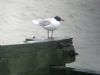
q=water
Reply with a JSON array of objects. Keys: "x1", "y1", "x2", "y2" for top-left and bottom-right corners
[{"x1": 0, "y1": 0, "x2": 100, "y2": 72}]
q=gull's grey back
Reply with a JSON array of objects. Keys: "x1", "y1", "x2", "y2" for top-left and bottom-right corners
[{"x1": 40, "y1": 21, "x2": 50, "y2": 27}]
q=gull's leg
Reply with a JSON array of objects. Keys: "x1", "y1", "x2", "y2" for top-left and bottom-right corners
[
  {"x1": 48, "y1": 30, "x2": 49, "y2": 39},
  {"x1": 51, "y1": 30, "x2": 53, "y2": 39}
]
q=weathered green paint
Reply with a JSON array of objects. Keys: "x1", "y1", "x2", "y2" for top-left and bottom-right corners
[{"x1": 0, "y1": 38, "x2": 76, "y2": 75}]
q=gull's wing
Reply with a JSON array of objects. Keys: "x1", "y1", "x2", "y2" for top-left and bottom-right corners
[{"x1": 39, "y1": 20, "x2": 51, "y2": 27}]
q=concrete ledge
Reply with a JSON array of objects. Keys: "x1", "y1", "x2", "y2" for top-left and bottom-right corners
[
  {"x1": 0, "y1": 37, "x2": 76, "y2": 75},
  {"x1": 0, "y1": 36, "x2": 73, "y2": 46}
]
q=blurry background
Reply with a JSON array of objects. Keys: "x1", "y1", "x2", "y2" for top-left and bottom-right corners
[{"x1": 0, "y1": 0, "x2": 100, "y2": 72}]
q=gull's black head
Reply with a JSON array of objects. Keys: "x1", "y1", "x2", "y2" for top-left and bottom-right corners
[{"x1": 54, "y1": 16, "x2": 64, "y2": 21}]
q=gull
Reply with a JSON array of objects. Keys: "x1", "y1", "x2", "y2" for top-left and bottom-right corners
[{"x1": 32, "y1": 16, "x2": 64, "y2": 39}]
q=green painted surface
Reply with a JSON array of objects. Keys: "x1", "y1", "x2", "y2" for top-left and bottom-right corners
[{"x1": 0, "y1": 38, "x2": 75, "y2": 75}]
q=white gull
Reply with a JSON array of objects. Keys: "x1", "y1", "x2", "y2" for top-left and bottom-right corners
[{"x1": 32, "y1": 16, "x2": 64, "y2": 39}]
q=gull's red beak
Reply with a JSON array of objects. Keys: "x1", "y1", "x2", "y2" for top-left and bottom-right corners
[
  {"x1": 61, "y1": 17, "x2": 64, "y2": 21},
  {"x1": 61, "y1": 19, "x2": 64, "y2": 21}
]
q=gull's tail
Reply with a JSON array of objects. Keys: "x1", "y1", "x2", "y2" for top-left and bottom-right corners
[{"x1": 32, "y1": 20, "x2": 39, "y2": 25}]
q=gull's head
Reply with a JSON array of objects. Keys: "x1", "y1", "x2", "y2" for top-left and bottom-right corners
[{"x1": 54, "y1": 16, "x2": 64, "y2": 21}]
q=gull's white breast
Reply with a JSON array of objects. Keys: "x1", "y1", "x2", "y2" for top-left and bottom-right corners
[{"x1": 44, "y1": 18, "x2": 60, "y2": 31}]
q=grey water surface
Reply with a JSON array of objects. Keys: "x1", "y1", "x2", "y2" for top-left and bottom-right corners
[{"x1": 0, "y1": 0, "x2": 100, "y2": 72}]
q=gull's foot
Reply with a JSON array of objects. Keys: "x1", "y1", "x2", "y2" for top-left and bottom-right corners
[
  {"x1": 48, "y1": 37, "x2": 51, "y2": 39},
  {"x1": 51, "y1": 37, "x2": 54, "y2": 39},
  {"x1": 47, "y1": 36, "x2": 54, "y2": 39}
]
